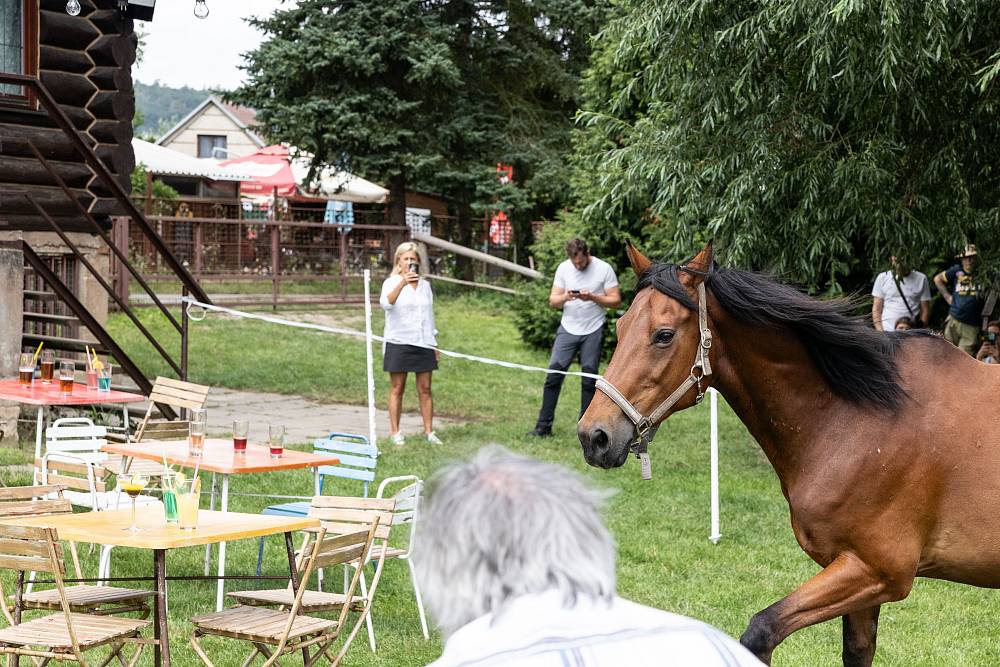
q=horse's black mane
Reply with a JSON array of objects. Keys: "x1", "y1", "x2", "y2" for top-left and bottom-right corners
[{"x1": 637, "y1": 262, "x2": 930, "y2": 411}]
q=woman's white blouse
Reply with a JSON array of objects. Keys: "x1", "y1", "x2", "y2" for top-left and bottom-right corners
[{"x1": 379, "y1": 275, "x2": 437, "y2": 347}]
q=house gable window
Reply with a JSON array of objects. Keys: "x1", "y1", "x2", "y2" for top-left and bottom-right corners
[
  {"x1": 197, "y1": 135, "x2": 227, "y2": 159},
  {"x1": 0, "y1": 0, "x2": 38, "y2": 102}
]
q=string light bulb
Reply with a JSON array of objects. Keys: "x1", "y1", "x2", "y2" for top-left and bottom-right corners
[
  {"x1": 65, "y1": 0, "x2": 81, "y2": 15},
  {"x1": 193, "y1": 0, "x2": 209, "y2": 18}
]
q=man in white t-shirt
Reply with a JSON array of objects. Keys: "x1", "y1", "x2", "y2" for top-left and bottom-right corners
[
  {"x1": 871, "y1": 256, "x2": 931, "y2": 331},
  {"x1": 529, "y1": 238, "x2": 621, "y2": 437}
]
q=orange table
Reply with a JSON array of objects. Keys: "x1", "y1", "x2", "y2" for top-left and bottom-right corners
[
  {"x1": 6, "y1": 507, "x2": 319, "y2": 667},
  {"x1": 103, "y1": 438, "x2": 339, "y2": 610},
  {"x1": 0, "y1": 378, "x2": 146, "y2": 460}
]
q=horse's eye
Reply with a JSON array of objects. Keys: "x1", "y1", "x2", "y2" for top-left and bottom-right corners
[{"x1": 652, "y1": 329, "x2": 675, "y2": 346}]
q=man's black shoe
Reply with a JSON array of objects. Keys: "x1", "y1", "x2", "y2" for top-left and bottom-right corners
[{"x1": 527, "y1": 427, "x2": 553, "y2": 438}]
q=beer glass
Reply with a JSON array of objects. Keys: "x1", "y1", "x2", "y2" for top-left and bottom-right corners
[
  {"x1": 18, "y1": 353, "x2": 34, "y2": 387},
  {"x1": 58, "y1": 361, "x2": 75, "y2": 395},
  {"x1": 40, "y1": 350, "x2": 54, "y2": 384}
]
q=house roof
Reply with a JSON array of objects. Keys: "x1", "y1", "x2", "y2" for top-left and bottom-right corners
[
  {"x1": 155, "y1": 95, "x2": 266, "y2": 149},
  {"x1": 133, "y1": 139, "x2": 255, "y2": 181}
]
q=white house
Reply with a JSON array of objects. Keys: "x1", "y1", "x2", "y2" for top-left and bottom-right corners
[{"x1": 156, "y1": 95, "x2": 265, "y2": 160}]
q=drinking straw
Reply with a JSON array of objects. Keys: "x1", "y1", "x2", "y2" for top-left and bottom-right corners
[
  {"x1": 30, "y1": 341, "x2": 43, "y2": 366},
  {"x1": 85, "y1": 345, "x2": 92, "y2": 372}
]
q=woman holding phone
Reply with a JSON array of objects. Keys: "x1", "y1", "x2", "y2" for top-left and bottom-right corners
[{"x1": 380, "y1": 242, "x2": 442, "y2": 445}]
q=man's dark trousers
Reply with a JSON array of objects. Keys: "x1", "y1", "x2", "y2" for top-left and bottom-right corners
[{"x1": 535, "y1": 325, "x2": 603, "y2": 431}]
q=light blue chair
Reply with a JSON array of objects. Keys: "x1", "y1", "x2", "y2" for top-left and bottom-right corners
[{"x1": 256, "y1": 432, "x2": 378, "y2": 574}]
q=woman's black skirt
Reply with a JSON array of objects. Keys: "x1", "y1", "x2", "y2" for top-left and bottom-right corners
[{"x1": 383, "y1": 342, "x2": 438, "y2": 373}]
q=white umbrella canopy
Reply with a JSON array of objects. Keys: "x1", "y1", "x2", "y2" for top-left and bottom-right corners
[{"x1": 290, "y1": 155, "x2": 388, "y2": 204}]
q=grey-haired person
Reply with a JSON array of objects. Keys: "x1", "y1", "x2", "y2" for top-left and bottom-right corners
[{"x1": 412, "y1": 447, "x2": 764, "y2": 667}]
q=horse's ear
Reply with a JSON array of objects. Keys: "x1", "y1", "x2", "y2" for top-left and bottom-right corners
[
  {"x1": 684, "y1": 240, "x2": 714, "y2": 279},
  {"x1": 626, "y1": 241, "x2": 652, "y2": 275}
]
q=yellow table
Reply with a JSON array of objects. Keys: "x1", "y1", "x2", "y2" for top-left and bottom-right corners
[{"x1": 5, "y1": 507, "x2": 319, "y2": 667}]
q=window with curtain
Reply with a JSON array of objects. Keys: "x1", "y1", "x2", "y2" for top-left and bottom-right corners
[
  {"x1": 197, "y1": 135, "x2": 228, "y2": 158},
  {"x1": 0, "y1": 0, "x2": 35, "y2": 101}
]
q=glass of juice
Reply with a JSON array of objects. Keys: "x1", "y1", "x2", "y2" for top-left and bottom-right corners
[
  {"x1": 233, "y1": 419, "x2": 249, "y2": 454},
  {"x1": 120, "y1": 474, "x2": 148, "y2": 532},
  {"x1": 97, "y1": 363, "x2": 113, "y2": 393},
  {"x1": 39, "y1": 350, "x2": 54, "y2": 384},
  {"x1": 268, "y1": 423, "x2": 285, "y2": 459},
  {"x1": 58, "y1": 361, "x2": 75, "y2": 396},
  {"x1": 177, "y1": 477, "x2": 200, "y2": 530},
  {"x1": 189, "y1": 417, "x2": 206, "y2": 457},
  {"x1": 18, "y1": 353, "x2": 34, "y2": 387}
]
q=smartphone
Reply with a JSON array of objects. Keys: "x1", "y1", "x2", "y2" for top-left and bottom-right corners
[
  {"x1": 569, "y1": 289, "x2": 581, "y2": 295},
  {"x1": 408, "y1": 261, "x2": 419, "y2": 274}
]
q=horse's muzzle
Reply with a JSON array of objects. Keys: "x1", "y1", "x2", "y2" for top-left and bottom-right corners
[{"x1": 578, "y1": 421, "x2": 632, "y2": 469}]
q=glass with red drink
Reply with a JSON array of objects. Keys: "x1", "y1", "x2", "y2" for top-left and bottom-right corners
[
  {"x1": 58, "y1": 361, "x2": 74, "y2": 395},
  {"x1": 233, "y1": 419, "x2": 249, "y2": 453},
  {"x1": 268, "y1": 424, "x2": 284, "y2": 459}
]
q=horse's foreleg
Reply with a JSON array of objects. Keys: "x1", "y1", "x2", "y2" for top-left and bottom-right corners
[
  {"x1": 740, "y1": 553, "x2": 911, "y2": 665},
  {"x1": 842, "y1": 605, "x2": 881, "y2": 667}
]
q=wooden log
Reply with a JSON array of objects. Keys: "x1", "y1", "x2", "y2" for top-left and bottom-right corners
[
  {"x1": 38, "y1": 9, "x2": 101, "y2": 51},
  {"x1": 0, "y1": 185, "x2": 93, "y2": 216},
  {"x1": 57, "y1": 104, "x2": 94, "y2": 132},
  {"x1": 88, "y1": 33, "x2": 137, "y2": 68},
  {"x1": 0, "y1": 214, "x2": 97, "y2": 235},
  {"x1": 88, "y1": 119, "x2": 130, "y2": 145},
  {"x1": 0, "y1": 156, "x2": 93, "y2": 189},
  {"x1": 39, "y1": 70, "x2": 98, "y2": 108},
  {"x1": 0, "y1": 124, "x2": 85, "y2": 162},
  {"x1": 39, "y1": 0, "x2": 93, "y2": 13},
  {"x1": 39, "y1": 45, "x2": 94, "y2": 74},
  {"x1": 90, "y1": 197, "x2": 128, "y2": 218},
  {"x1": 89, "y1": 66, "x2": 132, "y2": 93},
  {"x1": 87, "y1": 90, "x2": 134, "y2": 121},
  {"x1": 88, "y1": 9, "x2": 131, "y2": 35},
  {"x1": 94, "y1": 143, "x2": 135, "y2": 179}
]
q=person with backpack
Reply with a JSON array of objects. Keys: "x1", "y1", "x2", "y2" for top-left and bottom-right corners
[{"x1": 872, "y1": 256, "x2": 931, "y2": 332}]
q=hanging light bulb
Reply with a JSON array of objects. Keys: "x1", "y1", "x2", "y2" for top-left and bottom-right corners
[
  {"x1": 193, "y1": 0, "x2": 209, "y2": 19},
  {"x1": 65, "y1": 0, "x2": 81, "y2": 15}
]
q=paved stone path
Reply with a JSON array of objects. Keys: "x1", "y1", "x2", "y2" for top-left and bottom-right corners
[{"x1": 202, "y1": 387, "x2": 463, "y2": 445}]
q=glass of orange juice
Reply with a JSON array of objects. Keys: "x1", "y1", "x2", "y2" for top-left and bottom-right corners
[{"x1": 176, "y1": 476, "x2": 201, "y2": 530}]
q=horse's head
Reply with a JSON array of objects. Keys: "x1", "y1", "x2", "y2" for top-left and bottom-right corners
[{"x1": 578, "y1": 241, "x2": 715, "y2": 469}]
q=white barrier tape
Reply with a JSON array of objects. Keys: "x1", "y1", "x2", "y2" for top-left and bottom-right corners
[{"x1": 180, "y1": 297, "x2": 603, "y2": 380}]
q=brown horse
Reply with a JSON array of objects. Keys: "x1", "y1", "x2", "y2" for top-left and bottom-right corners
[{"x1": 578, "y1": 241, "x2": 1000, "y2": 666}]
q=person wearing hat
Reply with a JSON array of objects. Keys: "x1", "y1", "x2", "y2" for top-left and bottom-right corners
[{"x1": 933, "y1": 244, "x2": 986, "y2": 355}]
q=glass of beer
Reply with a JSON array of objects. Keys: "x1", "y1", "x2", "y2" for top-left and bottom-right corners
[
  {"x1": 39, "y1": 350, "x2": 54, "y2": 384},
  {"x1": 18, "y1": 353, "x2": 34, "y2": 387},
  {"x1": 268, "y1": 423, "x2": 285, "y2": 459},
  {"x1": 189, "y1": 410, "x2": 206, "y2": 456},
  {"x1": 58, "y1": 361, "x2": 75, "y2": 395},
  {"x1": 233, "y1": 419, "x2": 249, "y2": 454}
]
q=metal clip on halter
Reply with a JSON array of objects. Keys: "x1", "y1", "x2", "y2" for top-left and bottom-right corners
[{"x1": 596, "y1": 282, "x2": 714, "y2": 481}]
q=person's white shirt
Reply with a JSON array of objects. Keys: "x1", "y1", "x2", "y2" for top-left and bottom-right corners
[
  {"x1": 871, "y1": 269, "x2": 931, "y2": 331},
  {"x1": 554, "y1": 257, "x2": 619, "y2": 335},
  {"x1": 379, "y1": 274, "x2": 437, "y2": 347},
  {"x1": 428, "y1": 589, "x2": 764, "y2": 667}
]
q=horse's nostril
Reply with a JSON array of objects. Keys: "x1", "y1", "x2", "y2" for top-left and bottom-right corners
[{"x1": 590, "y1": 428, "x2": 609, "y2": 452}]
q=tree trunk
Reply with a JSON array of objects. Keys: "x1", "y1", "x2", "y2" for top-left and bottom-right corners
[
  {"x1": 456, "y1": 195, "x2": 475, "y2": 281},
  {"x1": 388, "y1": 171, "x2": 407, "y2": 229}
]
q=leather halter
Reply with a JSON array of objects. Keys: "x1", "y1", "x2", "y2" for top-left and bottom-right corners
[{"x1": 595, "y1": 280, "x2": 713, "y2": 480}]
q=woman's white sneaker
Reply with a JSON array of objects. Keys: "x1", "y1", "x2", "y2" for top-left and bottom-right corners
[
  {"x1": 390, "y1": 432, "x2": 406, "y2": 445},
  {"x1": 426, "y1": 431, "x2": 443, "y2": 445}
]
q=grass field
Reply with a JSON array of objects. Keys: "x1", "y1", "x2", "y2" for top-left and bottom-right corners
[{"x1": 3, "y1": 293, "x2": 999, "y2": 665}]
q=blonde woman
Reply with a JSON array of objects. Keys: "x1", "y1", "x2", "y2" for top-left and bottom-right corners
[{"x1": 380, "y1": 242, "x2": 442, "y2": 445}]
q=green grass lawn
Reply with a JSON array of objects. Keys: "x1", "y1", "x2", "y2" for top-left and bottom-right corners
[{"x1": 3, "y1": 294, "x2": 999, "y2": 665}]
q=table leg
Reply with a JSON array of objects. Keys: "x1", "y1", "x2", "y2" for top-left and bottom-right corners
[
  {"x1": 203, "y1": 473, "x2": 217, "y2": 575},
  {"x1": 214, "y1": 474, "x2": 230, "y2": 611},
  {"x1": 122, "y1": 403, "x2": 131, "y2": 441},
  {"x1": 34, "y1": 406, "x2": 43, "y2": 462},
  {"x1": 153, "y1": 548, "x2": 170, "y2": 667}
]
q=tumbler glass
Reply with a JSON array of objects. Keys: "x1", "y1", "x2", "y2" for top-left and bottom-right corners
[{"x1": 268, "y1": 424, "x2": 285, "y2": 459}]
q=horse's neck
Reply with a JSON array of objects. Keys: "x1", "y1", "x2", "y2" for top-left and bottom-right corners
[{"x1": 710, "y1": 316, "x2": 839, "y2": 480}]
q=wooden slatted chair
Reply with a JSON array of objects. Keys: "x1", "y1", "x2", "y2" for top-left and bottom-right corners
[
  {"x1": 191, "y1": 519, "x2": 383, "y2": 667},
  {"x1": 123, "y1": 376, "x2": 211, "y2": 477},
  {"x1": 0, "y1": 485, "x2": 154, "y2": 620},
  {"x1": 35, "y1": 454, "x2": 159, "y2": 513},
  {"x1": 232, "y1": 496, "x2": 395, "y2": 652},
  {"x1": 0, "y1": 524, "x2": 150, "y2": 665}
]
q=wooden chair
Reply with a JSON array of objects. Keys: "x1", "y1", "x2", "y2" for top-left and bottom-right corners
[
  {"x1": 191, "y1": 520, "x2": 382, "y2": 667},
  {"x1": 123, "y1": 376, "x2": 211, "y2": 477},
  {"x1": 0, "y1": 524, "x2": 150, "y2": 665},
  {"x1": 35, "y1": 454, "x2": 159, "y2": 513},
  {"x1": 232, "y1": 497, "x2": 395, "y2": 652},
  {"x1": 0, "y1": 485, "x2": 154, "y2": 620}
]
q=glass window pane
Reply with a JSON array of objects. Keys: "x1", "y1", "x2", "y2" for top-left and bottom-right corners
[{"x1": 0, "y1": 0, "x2": 24, "y2": 95}]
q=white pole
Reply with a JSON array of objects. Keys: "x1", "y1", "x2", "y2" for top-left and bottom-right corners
[
  {"x1": 709, "y1": 387, "x2": 721, "y2": 544},
  {"x1": 364, "y1": 270, "x2": 378, "y2": 449}
]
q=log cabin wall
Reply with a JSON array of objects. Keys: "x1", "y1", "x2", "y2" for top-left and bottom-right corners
[{"x1": 0, "y1": 0, "x2": 137, "y2": 233}]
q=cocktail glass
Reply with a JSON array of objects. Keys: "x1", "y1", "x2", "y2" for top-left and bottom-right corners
[
  {"x1": 58, "y1": 361, "x2": 75, "y2": 396},
  {"x1": 268, "y1": 424, "x2": 285, "y2": 459},
  {"x1": 120, "y1": 474, "x2": 148, "y2": 532},
  {"x1": 162, "y1": 473, "x2": 179, "y2": 525},
  {"x1": 98, "y1": 364, "x2": 112, "y2": 392},
  {"x1": 233, "y1": 419, "x2": 249, "y2": 454}
]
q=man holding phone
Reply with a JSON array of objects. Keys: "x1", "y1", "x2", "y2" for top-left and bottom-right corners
[{"x1": 528, "y1": 238, "x2": 621, "y2": 437}]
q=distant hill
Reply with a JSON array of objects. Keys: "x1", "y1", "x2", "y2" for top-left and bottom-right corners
[{"x1": 133, "y1": 81, "x2": 218, "y2": 141}]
